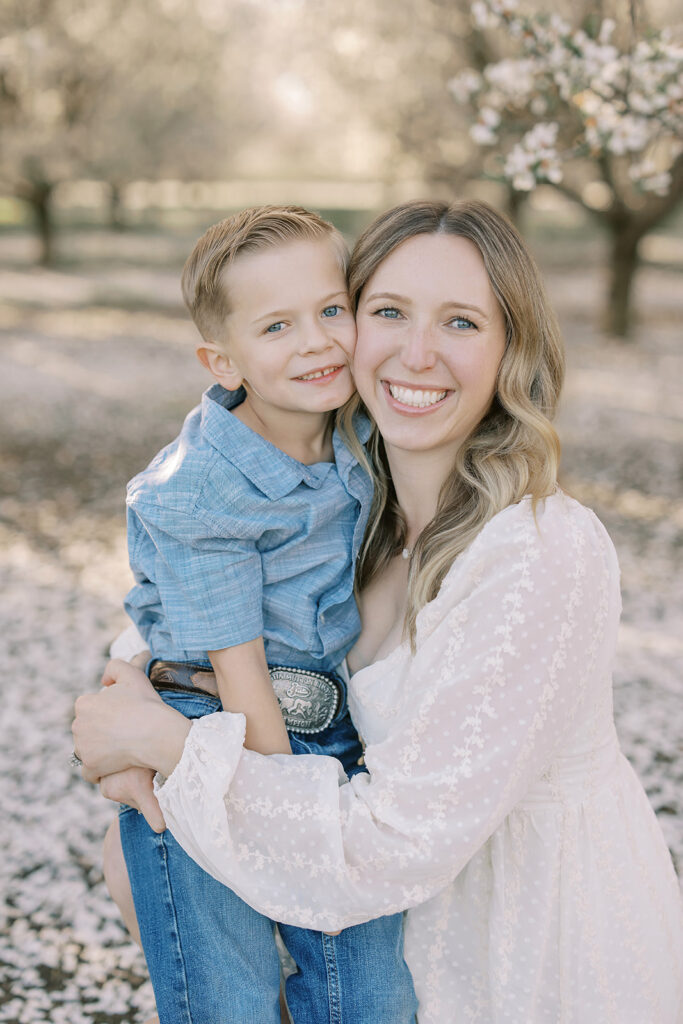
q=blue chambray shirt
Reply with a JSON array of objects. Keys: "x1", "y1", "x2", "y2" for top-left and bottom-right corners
[{"x1": 124, "y1": 384, "x2": 372, "y2": 672}]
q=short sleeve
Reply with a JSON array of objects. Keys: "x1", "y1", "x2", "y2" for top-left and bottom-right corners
[
  {"x1": 157, "y1": 494, "x2": 622, "y2": 930},
  {"x1": 126, "y1": 500, "x2": 263, "y2": 656}
]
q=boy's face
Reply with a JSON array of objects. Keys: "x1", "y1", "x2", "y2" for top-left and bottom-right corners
[{"x1": 213, "y1": 238, "x2": 356, "y2": 418}]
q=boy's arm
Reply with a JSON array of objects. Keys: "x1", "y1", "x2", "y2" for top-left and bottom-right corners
[{"x1": 209, "y1": 638, "x2": 291, "y2": 755}]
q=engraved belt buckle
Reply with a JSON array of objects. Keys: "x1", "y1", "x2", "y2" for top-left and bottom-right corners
[{"x1": 269, "y1": 666, "x2": 340, "y2": 734}]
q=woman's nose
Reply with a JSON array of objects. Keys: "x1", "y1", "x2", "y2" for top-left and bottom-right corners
[{"x1": 400, "y1": 326, "x2": 437, "y2": 371}]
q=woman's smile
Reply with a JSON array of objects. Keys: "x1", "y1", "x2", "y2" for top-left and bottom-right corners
[{"x1": 382, "y1": 379, "x2": 451, "y2": 412}]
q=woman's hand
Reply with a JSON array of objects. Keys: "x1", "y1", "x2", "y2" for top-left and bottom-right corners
[
  {"x1": 100, "y1": 766, "x2": 167, "y2": 833},
  {"x1": 72, "y1": 659, "x2": 190, "y2": 781}
]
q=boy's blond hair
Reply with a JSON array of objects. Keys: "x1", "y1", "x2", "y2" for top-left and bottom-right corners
[{"x1": 181, "y1": 205, "x2": 348, "y2": 345}]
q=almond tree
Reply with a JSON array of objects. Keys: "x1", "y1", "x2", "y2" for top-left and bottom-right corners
[
  {"x1": 449, "y1": 0, "x2": 683, "y2": 337},
  {"x1": 0, "y1": 0, "x2": 261, "y2": 261},
  {"x1": 0, "y1": 0, "x2": 124, "y2": 263}
]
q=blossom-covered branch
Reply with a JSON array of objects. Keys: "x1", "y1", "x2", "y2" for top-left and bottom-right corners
[{"x1": 449, "y1": 0, "x2": 683, "y2": 196}]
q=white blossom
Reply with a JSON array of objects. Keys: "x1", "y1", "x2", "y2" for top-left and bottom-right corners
[
  {"x1": 448, "y1": 69, "x2": 483, "y2": 104},
  {"x1": 471, "y1": 1, "x2": 499, "y2": 29},
  {"x1": 511, "y1": 169, "x2": 536, "y2": 190},
  {"x1": 485, "y1": 58, "x2": 537, "y2": 101},
  {"x1": 503, "y1": 122, "x2": 562, "y2": 188},
  {"x1": 470, "y1": 122, "x2": 498, "y2": 145},
  {"x1": 598, "y1": 18, "x2": 616, "y2": 45},
  {"x1": 629, "y1": 160, "x2": 672, "y2": 196},
  {"x1": 480, "y1": 105, "x2": 501, "y2": 127},
  {"x1": 549, "y1": 14, "x2": 570, "y2": 36},
  {"x1": 607, "y1": 114, "x2": 651, "y2": 155}
]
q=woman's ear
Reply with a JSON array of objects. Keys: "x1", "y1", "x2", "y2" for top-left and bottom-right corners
[{"x1": 196, "y1": 342, "x2": 244, "y2": 391}]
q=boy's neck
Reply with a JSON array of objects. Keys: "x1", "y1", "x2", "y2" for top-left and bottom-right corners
[{"x1": 231, "y1": 395, "x2": 335, "y2": 465}]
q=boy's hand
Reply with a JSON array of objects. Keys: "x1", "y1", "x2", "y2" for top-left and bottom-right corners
[{"x1": 99, "y1": 766, "x2": 166, "y2": 833}]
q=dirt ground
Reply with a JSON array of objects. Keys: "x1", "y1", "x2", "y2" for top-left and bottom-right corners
[{"x1": 0, "y1": 225, "x2": 681, "y2": 1022}]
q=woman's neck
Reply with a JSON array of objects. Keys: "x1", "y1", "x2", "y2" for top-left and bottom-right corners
[{"x1": 384, "y1": 443, "x2": 455, "y2": 545}]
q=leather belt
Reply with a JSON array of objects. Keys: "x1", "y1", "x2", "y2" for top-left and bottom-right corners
[{"x1": 148, "y1": 660, "x2": 341, "y2": 735}]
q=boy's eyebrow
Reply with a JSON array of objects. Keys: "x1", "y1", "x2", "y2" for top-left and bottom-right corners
[
  {"x1": 363, "y1": 291, "x2": 488, "y2": 318},
  {"x1": 251, "y1": 291, "x2": 349, "y2": 326}
]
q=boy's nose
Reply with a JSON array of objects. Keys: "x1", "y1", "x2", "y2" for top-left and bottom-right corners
[{"x1": 298, "y1": 320, "x2": 332, "y2": 354}]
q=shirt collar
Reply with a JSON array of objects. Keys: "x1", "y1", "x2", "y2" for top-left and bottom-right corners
[{"x1": 200, "y1": 385, "x2": 337, "y2": 500}]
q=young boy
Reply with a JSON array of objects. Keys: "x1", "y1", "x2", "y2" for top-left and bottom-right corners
[{"x1": 103, "y1": 206, "x2": 417, "y2": 1024}]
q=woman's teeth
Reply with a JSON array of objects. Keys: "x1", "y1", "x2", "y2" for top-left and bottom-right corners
[
  {"x1": 388, "y1": 384, "x2": 447, "y2": 408},
  {"x1": 298, "y1": 367, "x2": 339, "y2": 380}
]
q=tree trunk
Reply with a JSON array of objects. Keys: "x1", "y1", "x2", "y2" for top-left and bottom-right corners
[
  {"x1": 109, "y1": 182, "x2": 126, "y2": 231},
  {"x1": 21, "y1": 181, "x2": 56, "y2": 265},
  {"x1": 603, "y1": 221, "x2": 640, "y2": 339}
]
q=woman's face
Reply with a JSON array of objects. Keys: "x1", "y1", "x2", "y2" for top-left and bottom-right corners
[{"x1": 353, "y1": 233, "x2": 507, "y2": 459}]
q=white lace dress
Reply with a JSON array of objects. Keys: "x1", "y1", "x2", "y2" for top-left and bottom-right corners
[{"x1": 156, "y1": 492, "x2": 683, "y2": 1023}]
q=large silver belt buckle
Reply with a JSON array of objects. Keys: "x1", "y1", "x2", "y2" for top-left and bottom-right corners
[{"x1": 269, "y1": 667, "x2": 339, "y2": 734}]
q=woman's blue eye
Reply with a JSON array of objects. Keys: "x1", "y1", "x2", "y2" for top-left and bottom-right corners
[
  {"x1": 451, "y1": 316, "x2": 476, "y2": 329},
  {"x1": 265, "y1": 321, "x2": 286, "y2": 333},
  {"x1": 322, "y1": 305, "x2": 341, "y2": 318},
  {"x1": 375, "y1": 307, "x2": 401, "y2": 319}
]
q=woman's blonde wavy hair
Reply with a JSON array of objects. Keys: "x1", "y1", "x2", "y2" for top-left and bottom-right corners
[{"x1": 337, "y1": 199, "x2": 565, "y2": 648}]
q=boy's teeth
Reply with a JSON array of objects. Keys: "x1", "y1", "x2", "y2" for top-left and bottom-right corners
[
  {"x1": 388, "y1": 384, "x2": 447, "y2": 408},
  {"x1": 298, "y1": 367, "x2": 339, "y2": 380}
]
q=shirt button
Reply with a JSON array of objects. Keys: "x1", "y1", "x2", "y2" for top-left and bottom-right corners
[{"x1": 320, "y1": 612, "x2": 326, "y2": 623}]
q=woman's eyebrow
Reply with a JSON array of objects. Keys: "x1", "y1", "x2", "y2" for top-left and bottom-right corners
[
  {"x1": 443, "y1": 301, "x2": 488, "y2": 318},
  {"x1": 363, "y1": 292, "x2": 411, "y2": 305}
]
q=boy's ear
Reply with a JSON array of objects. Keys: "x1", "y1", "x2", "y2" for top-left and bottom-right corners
[{"x1": 196, "y1": 342, "x2": 244, "y2": 391}]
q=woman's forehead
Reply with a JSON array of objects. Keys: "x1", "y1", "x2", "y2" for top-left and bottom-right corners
[{"x1": 364, "y1": 233, "x2": 495, "y2": 308}]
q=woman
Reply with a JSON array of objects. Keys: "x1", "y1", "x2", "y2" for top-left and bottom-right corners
[{"x1": 74, "y1": 199, "x2": 683, "y2": 1022}]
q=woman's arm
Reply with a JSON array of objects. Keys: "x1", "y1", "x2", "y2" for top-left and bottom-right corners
[
  {"x1": 77, "y1": 497, "x2": 621, "y2": 931},
  {"x1": 73, "y1": 662, "x2": 191, "y2": 781}
]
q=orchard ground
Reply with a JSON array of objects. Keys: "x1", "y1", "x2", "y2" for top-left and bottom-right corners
[{"x1": 0, "y1": 219, "x2": 681, "y2": 1022}]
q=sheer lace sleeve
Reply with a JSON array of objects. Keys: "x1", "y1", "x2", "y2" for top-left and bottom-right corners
[
  {"x1": 109, "y1": 623, "x2": 148, "y2": 661},
  {"x1": 156, "y1": 494, "x2": 621, "y2": 930}
]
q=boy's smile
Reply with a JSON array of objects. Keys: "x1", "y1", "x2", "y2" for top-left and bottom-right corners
[
  {"x1": 212, "y1": 239, "x2": 356, "y2": 437},
  {"x1": 294, "y1": 365, "x2": 346, "y2": 383}
]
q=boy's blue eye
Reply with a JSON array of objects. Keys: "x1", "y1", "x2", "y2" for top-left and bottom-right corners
[
  {"x1": 265, "y1": 322, "x2": 286, "y2": 333},
  {"x1": 322, "y1": 305, "x2": 341, "y2": 318}
]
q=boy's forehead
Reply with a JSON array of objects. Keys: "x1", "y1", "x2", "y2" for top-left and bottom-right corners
[{"x1": 223, "y1": 238, "x2": 348, "y2": 317}]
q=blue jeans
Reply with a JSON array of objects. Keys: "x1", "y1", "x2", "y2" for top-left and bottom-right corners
[{"x1": 119, "y1": 687, "x2": 418, "y2": 1024}]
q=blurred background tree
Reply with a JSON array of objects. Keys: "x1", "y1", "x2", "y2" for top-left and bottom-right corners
[
  {"x1": 448, "y1": 0, "x2": 683, "y2": 336},
  {"x1": 0, "y1": 0, "x2": 270, "y2": 259}
]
